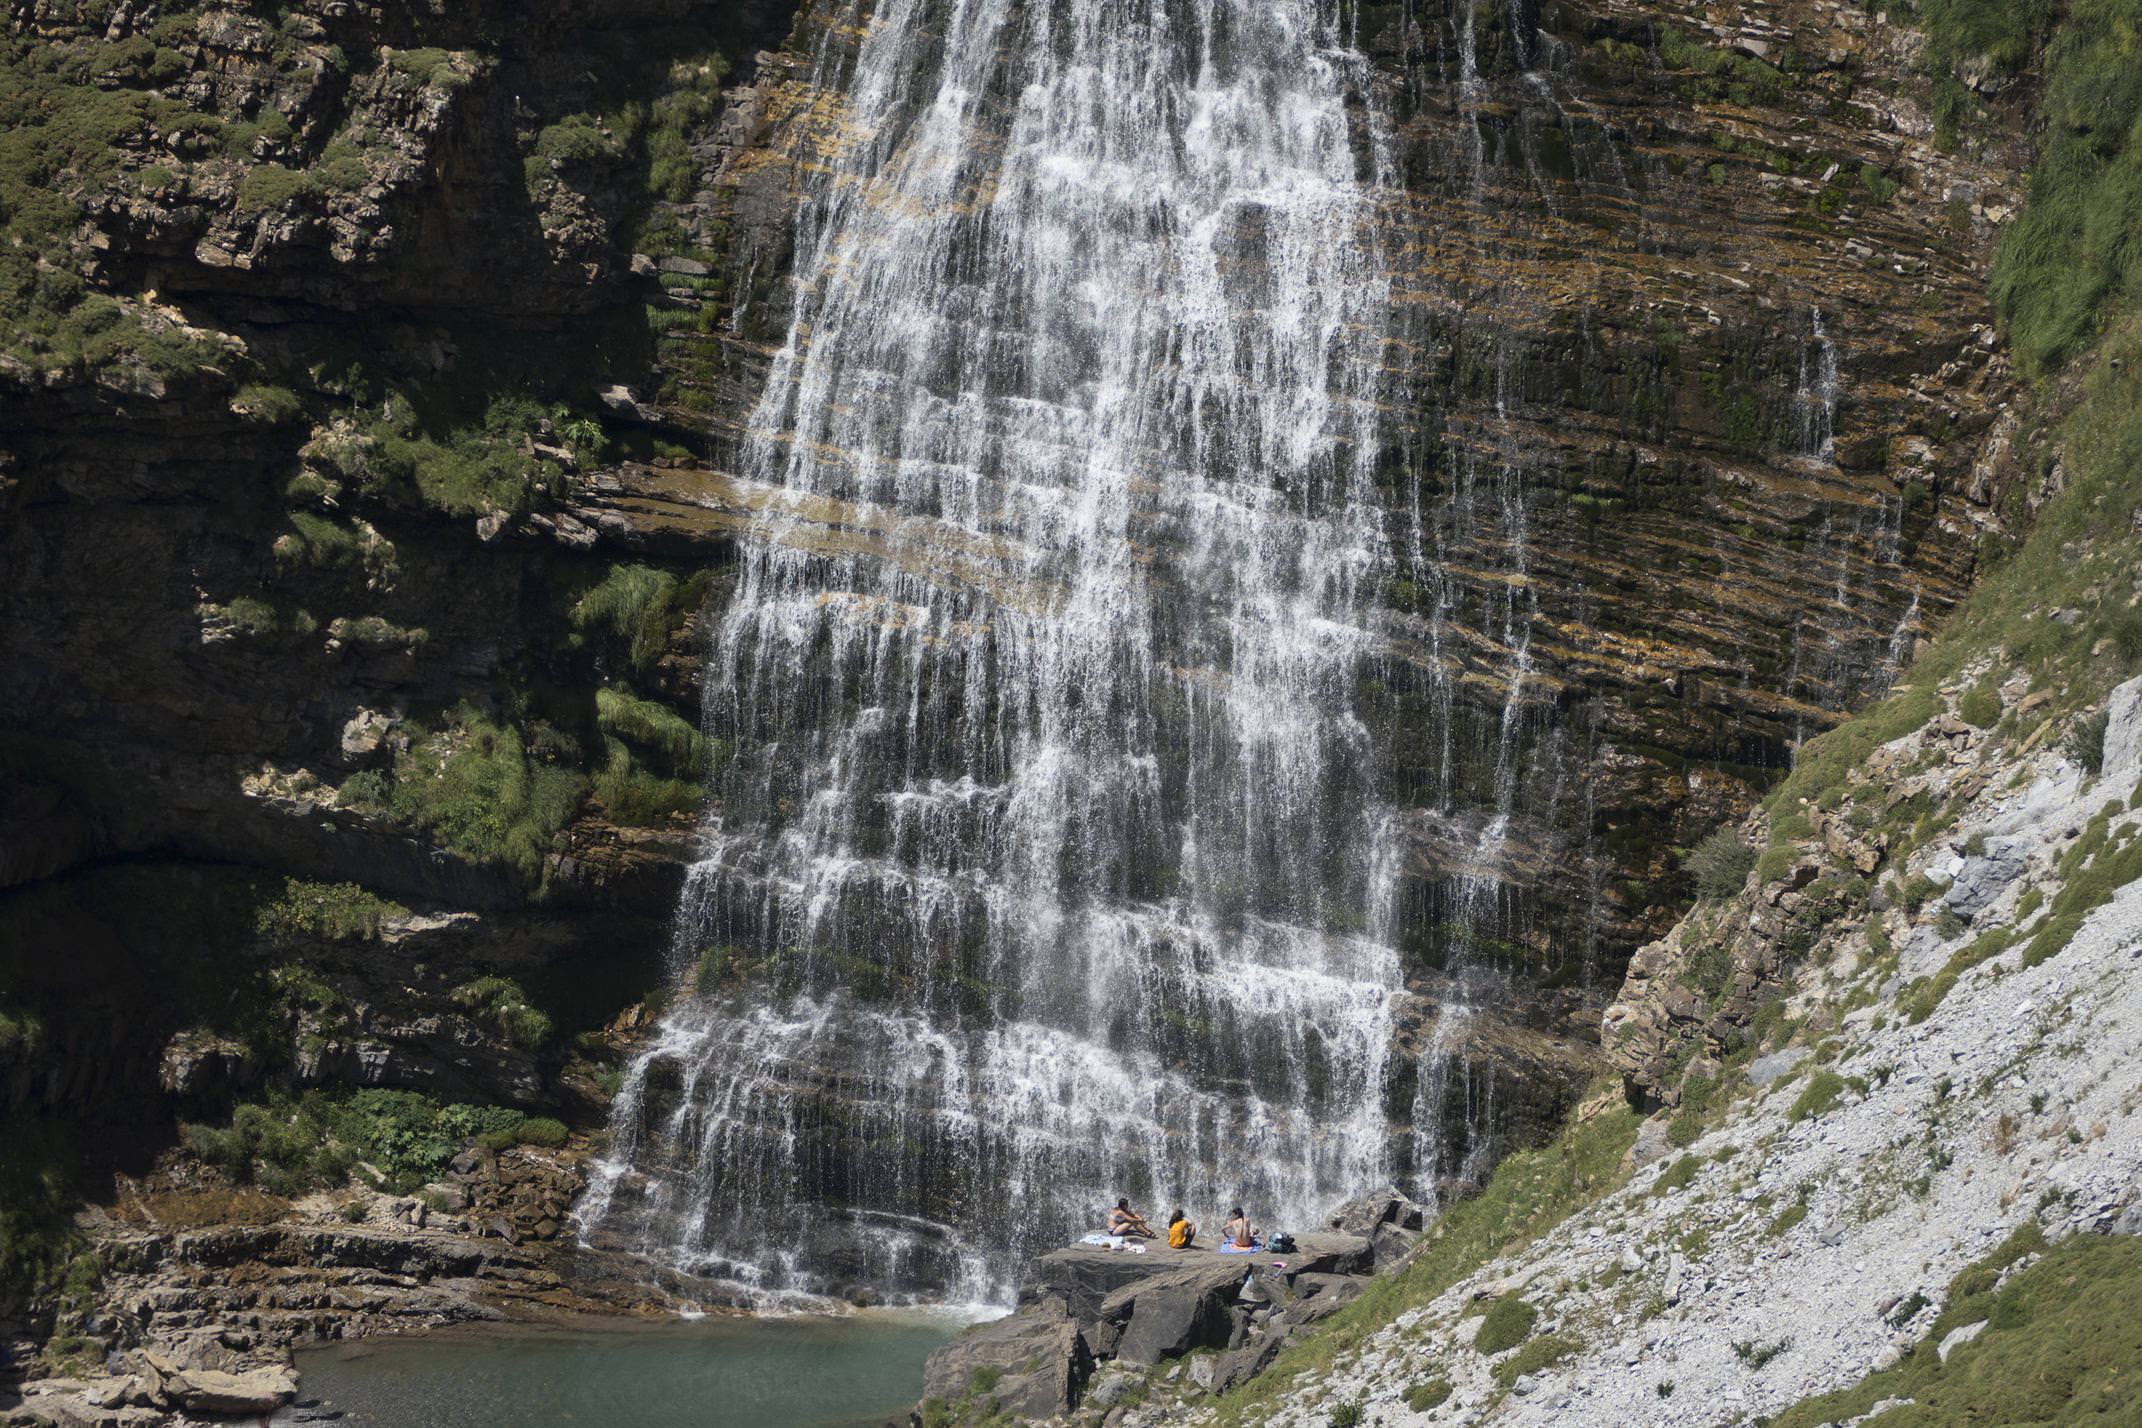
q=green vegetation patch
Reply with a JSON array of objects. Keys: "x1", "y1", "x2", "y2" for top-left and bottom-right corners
[
  {"x1": 1653, "y1": 1154, "x2": 1702, "y2": 1195},
  {"x1": 1688, "y1": 827, "x2": 1755, "y2": 901},
  {"x1": 377, "y1": 705, "x2": 588, "y2": 879},
  {"x1": 1987, "y1": 0, "x2": 2142, "y2": 375},
  {"x1": 1474, "y1": 1295, "x2": 1538, "y2": 1355},
  {"x1": 1492, "y1": 1332, "x2": 1580, "y2": 1385},
  {"x1": 185, "y1": 1088, "x2": 530, "y2": 1195},
  {"x1": 255, "y1": 878, "x2": 408, "y2": 941},
  {"x1": 569, "y1": 563, "x2": 712, "y2": 676},
  {"x1": 1770, "y1": 1224, "x2": 2142, "y2": 1427},
  {"x1": 450, "y1": 975, "x2": 553, "y2": 1051},
  {"x1": 1789, "y1": 1069, "x2": 1864, "y2": 1122},
  {"x1": 1403, "y1": 1379, "x2": 1452, "y2": 1412}
]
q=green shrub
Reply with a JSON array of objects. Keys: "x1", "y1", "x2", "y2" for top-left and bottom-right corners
[
  {"x1": 1473, "y1": 1295, "x2": 1538, "y2": 1355},
  {"x1": 1653, "y1": 1155, "x2": 1701, "y2": 1196},
  {"x1": 1492, "y1": 1332, "x2": 1579, "y2": 1384},
  {"x1": 387, "y1": 708, "x2": 587, "y2": 879},
  {"x1": 235, "y1": 163, "x2": 317, "y2": 214},
  {"x1": 1789, "y1": 1070, "x2": 1853, "y2": 1122},
  {"x1": 232, "y1": 383, "x2": 303, "y2": 424},
  {"x1": 255, "y1": 879, "x2": 408, "y2": 940},
  {"x1": 274, "y1": 511, "x2": 376, "y2": 571},
  {"x1": 1688, "y1": 827, "x2": 1756, "y2": 900},
  {"x1": 186, "y1": 1096, "x2": 533, "y2": 1198},
  {"x1": 594, "y1": 763, "x2": 704, "y2": 826},
  {"x1": 517, "y1": 1117, "x2": 569, "y2": 1149},
  {"x1": 0, "y1": 1112, "x2": 86, "y2": 1319},
  {"x1": 1403, "y1": 1380, "x2": 1452, "y2": 1412},
  {"x1": 1326, "y1": 1401, "x2": 1361, "y2": 1428},
  {"x1": 315, "y1": 141, "x2": 371, "y2": 193},
  {"x1": 595, "y1": 687, "x2": 706, "y2": 774},
  {"x1": 1958, "y1": 681, "x2": 2002, "y2": 728},
  {"x1": 451, "y1": 976, "x2": 554, "y2": 1051},
  {"x1": 386, "y1": 47, "x2": 467, "y2": 88},
  {"x1": 2070, "y1": 709, "x2": 2111, "y2": 775},
  {"x1": 570, "y1": 564, "x2": 708, "y2": 675},
  {"x1": 640, "y1": 53, "x2": 731, "y2": 202},
  {"x1": 326, "y1": 397, "x2": 567, "y2": 517}
]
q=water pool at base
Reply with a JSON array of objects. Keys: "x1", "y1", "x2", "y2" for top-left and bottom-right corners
[{"x1": 273, "y1": 1310, "x2": 974, "y2": 1428}]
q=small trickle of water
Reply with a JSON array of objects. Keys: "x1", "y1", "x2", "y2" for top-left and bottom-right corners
[{"x1": 1795, "y1": 307, "x2": 1840, "y2": 461}]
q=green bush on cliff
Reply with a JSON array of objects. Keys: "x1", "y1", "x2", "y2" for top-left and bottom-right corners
[
  {"x1": 451, "y1": 975, "x2": 553, "y2": 1050},
  {"x1": 0, "y1": 1111, "x2": 88, "y2": 1320},
  {"x1": 517, "y1": 1116, "x2": 569, "y2": 1148},
  {"x1": 327, "y1": 396, "x2": 568, "y2": 518},
  {"x1": 1987, "y1": 0, "x2": 2142, "y2": 375},
  {"x1": 385, "y1": 47, "x2": 469, "y2": 89},
  {"x1": 594, "y1": 755, "x2": 705, "y2": 826},
  {"x1": 387, "y1": 707, "x2": 587, "y2": 879},
  {"x1": 570, "y1": 563, "x2": 712, "y2": 676},
  {"x1": 1688, "y1": 828, "x2": 1756, "y2": 900},
  {"x1": 234, "y1": 162, "x2": 315, "y2": 214},
  {"x1": 1492, "y1": 1332, "x2": 1579, "y2": 1385},
  {"x1": 595, "y1": 687, "x2": 707, "y2": 773},
  {"x1": 255, "y1": 878, "x2": 408, "y2": 941},
  {"x1": 643, "y1": 54, "x2": 732, "y2": 201},
  {"x1": 185, "y1": 1089, "x2": 532, "y2": 1195}
]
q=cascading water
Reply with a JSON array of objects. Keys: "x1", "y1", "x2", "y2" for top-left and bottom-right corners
[
  {"x1": 578, "y1": 0, "x2": 1402, "y2": 1302},
  {"x1": 1795, "y1": 307, "x2": 1840, "y2": 461}
]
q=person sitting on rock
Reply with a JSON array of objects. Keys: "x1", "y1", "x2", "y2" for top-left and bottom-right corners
[
  {"x1": 1108, "y1": 1198, "x2": 1155, "y2": 1239},
  {"x1": 1167, "y1": 1208, "x2": 1197, "y2": 1249},
  {"x1": 1224, "y1": 1206, "x2": 1257, "y2": 1249}
]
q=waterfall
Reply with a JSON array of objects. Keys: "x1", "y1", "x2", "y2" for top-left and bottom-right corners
[
  {"x1": 1796, "y1": 307, "x2": 1840, "y2": 461},
  {"x1": 578, "y1": 0, "x2": 1400, "y2": 1303}
]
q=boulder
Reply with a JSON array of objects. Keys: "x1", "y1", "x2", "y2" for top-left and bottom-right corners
[
  {"x1": 1290, "y1": 1273, "x2": 1366, "y2": 1306},
  {"x1": 167, "y1": 1364, "x2": 298, "y2": 1415},
  {"x1": 1628, "y1": 1114, "x2": 1674, "y2": 1167},
  {"x1": 1747, "y1": 1049, "x2": 1810, "y2": 1087},
  {"x1": 1936, "y1": 1320, "x2": 1987, "y2": 1363},
  {"x1": 1327, "y1": 1186, "x2": 1428, "y2": 1236},
  {"x1": 921, "y1": 1299, "x2": 1090, "y2": 1418},
  {"x1": 1368, "y1": 1221, "x2": 1420, "y2": 1270},
  {"x1": 1211, "y1": 1329, "x2": 1290, "y2": 1394},
  {"x1": 1942, "y1": 836, "x2": 2031, "y2": 919},
  {"x1": 2103, "y1": 675, "x2": 2142, "y2": 784},
  {"x1": 1103, "y1": 1260, "x2": 1248, "y2": 1365}
]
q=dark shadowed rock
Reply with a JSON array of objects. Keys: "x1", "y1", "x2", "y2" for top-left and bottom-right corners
[{"x1": 1102, "y1": 1259, "x2": 1248, "y2": 1365}]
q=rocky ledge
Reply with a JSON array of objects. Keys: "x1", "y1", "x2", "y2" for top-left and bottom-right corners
[
  {"x1": 917, "y1": 1191, "x2": 1435, "y2": 1425},
  {"x1": 0, "y1": 1146, "x2": 676, "y2": 1428}
]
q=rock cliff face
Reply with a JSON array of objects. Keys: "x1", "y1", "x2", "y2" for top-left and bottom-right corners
[{"x1": 0, "y1": 0, "x2": 2054, "y2": 1390}]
